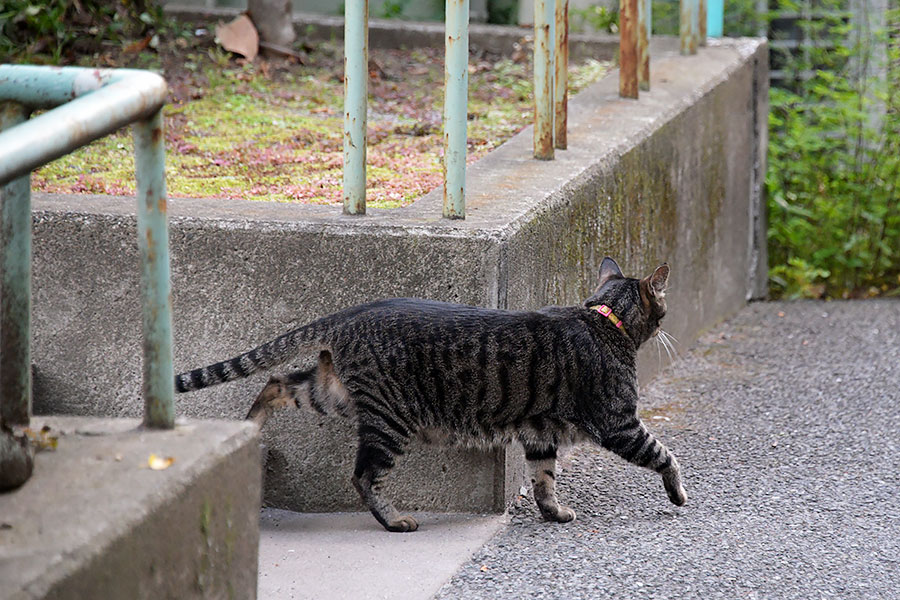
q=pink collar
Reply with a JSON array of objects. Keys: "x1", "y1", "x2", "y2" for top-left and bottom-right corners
[{"x1": 590, "y1": 304, "x2": 627, "y2": 335}]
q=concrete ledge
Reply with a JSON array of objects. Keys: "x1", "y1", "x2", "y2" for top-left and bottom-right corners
[
  {"x1": 30, "y1": 39, "x2": 767, "y2": 514},
  {"x1": 0, "y1": 417, "x2": 261, "y2": 600}
]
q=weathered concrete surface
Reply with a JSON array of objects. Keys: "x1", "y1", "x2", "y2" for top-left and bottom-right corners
[
  {"x1": 258, "y1": 508, "x2": 505, "y2": 600},
  {"x1": 29, "y1": 38, "x2": 767, "y2": 514},
  {"x1": 164, "y1": 5, "x2": 620, "y2": 62},
  {"x1": 0, "y1": 417, "x2": 260, "y2": 600}
]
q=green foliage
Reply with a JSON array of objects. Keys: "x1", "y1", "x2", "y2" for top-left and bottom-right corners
[
  {"x1": 0, "y1": 0, "x2": 172, "y2": 64},
  {"x1": 570, "y1": 4, "x2": 619, "y2": 34},
  {"x1": 766, "y1": 4, "x2": 900, "y2": 298},
  {"x1": 650, "y1": 0, "x2": 763, "y2": 37}
]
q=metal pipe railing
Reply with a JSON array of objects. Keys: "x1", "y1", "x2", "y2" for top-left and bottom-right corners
[
  {"x1": 620, "y1": 0, "x2": 640, "y2": 98},
  {"x1": 0, "y1": 65, "x2": 175, "y2": 430},
  {"x1": 0, "y1": 102, "x2": 31, "y2": 427},
  {"x1": 553, "y1": 0, "x2": 569, "y2": 150},
  {"x1": 639, "y1": 0, "x2": 652, "y2": 91},
  {"x1": 533, "y1": 0, "x2": 556, "y2": 160},
  {"x1": 443, "y1": 0, "x2": 469, "y2": 219},
  {"x1": 343, "y1": 0, "x2": 368, "y2": 215},
  {"x1": 681, "y1": 0, "x2": 701, "y2": 55}
]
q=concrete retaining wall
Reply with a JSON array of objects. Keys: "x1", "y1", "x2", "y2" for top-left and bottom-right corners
[{"x1": 30, "y1": 38, "x2": 768, "y2": 513}]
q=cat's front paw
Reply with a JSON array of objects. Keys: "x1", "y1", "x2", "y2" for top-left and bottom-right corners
[
  {"x1": 664, "y1": 480, "x2": 687, "y2": 506},
  {"x1": 539, "y1": 504, "x2": 577, "y2": 523}
]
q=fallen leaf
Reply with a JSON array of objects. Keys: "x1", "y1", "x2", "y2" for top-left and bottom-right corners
[
  {"x1": 215, "y1": 14, "x2": 259, "y2": 61},
  {"x1": 148, "y1": 454, "x2": 175, "y2": 470}
]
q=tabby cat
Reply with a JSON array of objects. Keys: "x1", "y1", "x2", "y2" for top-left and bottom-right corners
[{"x1": 175, "y1": 257, "x2": 687, "y2": 532}]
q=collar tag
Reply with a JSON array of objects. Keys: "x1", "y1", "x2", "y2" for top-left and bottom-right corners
[{"x1": 591, "y1": 304, "x2": 627, "y2": 335}]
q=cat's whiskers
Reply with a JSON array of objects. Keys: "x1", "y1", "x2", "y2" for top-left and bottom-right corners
[{"x1": 657, "y1": 329, "x2": 680, "y2": 363}]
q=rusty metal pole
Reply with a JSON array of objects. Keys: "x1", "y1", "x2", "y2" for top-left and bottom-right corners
[
  {"x1": 0, "y1": 102, "x2": 31, "y2": 427},
  {"x1": 343, "y1": 0, "x2": 368, "y2": 215},
  {"x1": 443, "y1": 0, "x2": 469, "y2": 219},
  {"x1": 533, "y1": 0, "x2": 555, "y2": 160},
  {"x1": 619, "y1": 0, "x2": 640, "y2": 98},
  {"x1": 699, "y1": 0, "x2": 708, "y2": 46},
  {"x1": 553, "y1": 0, "x2": 569, "y2": 150},
  {"x1": 638, "y1": 0, "x2": 651, "y2": 91},
  {"x1": 681, "y1": 0, "x2": 700, "y2": 55},
  {"x1": 133, "y1": 109, "x2": 175, "y2": 429}
]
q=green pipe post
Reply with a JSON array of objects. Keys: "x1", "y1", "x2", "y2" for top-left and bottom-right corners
[
  {"x1": 0, "y1": 102, "x2": 32, "y2": 426},
  {"x1": 343, "y1": 0, "x2": 368, "y2": 215},
  {"x1": 638, "y1": 0, "x2": 652, "y2": 90},
  {"x1": 133, "y1": 109, "x2": 175, "y2": 429},
  {"x1": 681, "y1": 0, "x2": 700, "y2": 55},
  {"x1": 533, "y1": 0, "x2": 555, "y2": 160},
  {"x1": 443, "y1": 0, "x2": 469, "y2": 219}
]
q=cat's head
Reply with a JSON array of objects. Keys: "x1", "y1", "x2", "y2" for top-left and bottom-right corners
[{"x1": 583, "y1": 257, "x2": 669, "y2": 347}]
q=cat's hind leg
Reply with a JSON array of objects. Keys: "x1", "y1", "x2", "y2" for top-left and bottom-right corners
[
  {"x1": 524, "y1": 445, "x2": 576, "y2": 523},
  {"x1": 600, "y1": 416, "x2": 687, "y2": 506},
  {"x1": 246, "y1": 368, "x2": 315, "y2": 427},
  {"x1": 351, "y1": 399, "x2": 417, "y2": 532}
]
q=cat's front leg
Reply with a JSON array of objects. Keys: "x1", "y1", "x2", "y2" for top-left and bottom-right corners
[
  {"x1": 600, "y1": 416, "x2": 687, "y2": 506},
  {"x1": 524, "y1": 446, "x2": 576, "y2": 523}
]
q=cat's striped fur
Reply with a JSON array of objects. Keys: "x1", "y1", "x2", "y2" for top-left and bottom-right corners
[{"x1": 176, "y1": 257, "x2": 687, "y2": 532}]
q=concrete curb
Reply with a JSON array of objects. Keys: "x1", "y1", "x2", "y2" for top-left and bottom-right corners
[{"x1": 0, "y1": 417, "x2": 261, "y2": 600}]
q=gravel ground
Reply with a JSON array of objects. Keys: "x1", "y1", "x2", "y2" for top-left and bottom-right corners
[{"x1": 435, "y1": 300, "x2": 900, "y2": 599}]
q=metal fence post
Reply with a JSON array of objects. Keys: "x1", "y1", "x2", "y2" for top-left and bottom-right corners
[
  {"x1": 638, "y1": 0, "x2": 652, "y2": 91},
  {"x1": 343, "y1": 0, "x2": 368, "y2": 215},
  {"x1": 700, "y1": 0, "x2": 708, "y2": 45},
  {"x1": 533, "y1": 0, "x2": 555, "y2": 160},
  {"x1": 443, "y1": 0, "x2": 469, "y2": 219},
  {"x1": 681, "y1": 0, "x2": 700, "y2": 55},
  {"x1": 0, "y1": 102, "x2": 31, "y2": 426},
  {"x1": 619, "y1": 0, "x2": 640, "y2": 98},
  {"x1": 133, "y1": 109, "x2": 175, "y2": 429},
  {"x1": 554, "y1": 0, "x2": 569, "y2": 150}
]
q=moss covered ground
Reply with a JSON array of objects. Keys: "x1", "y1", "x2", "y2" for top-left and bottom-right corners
[{"x1": 32, "y1": 41, "x2": 607, "y2": 209}]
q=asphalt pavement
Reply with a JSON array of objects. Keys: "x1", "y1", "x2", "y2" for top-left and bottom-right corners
[
  {"x1": 259, "y1": 300, "x2": 900, "y2": 599},
  {"x1": 435, "y1": 300, "x2": 900, "y2": 599}
]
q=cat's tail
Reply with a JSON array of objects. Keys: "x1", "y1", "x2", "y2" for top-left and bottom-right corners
[{"x1": 174, "y1": 321, "x2": 328, "y2": 393}]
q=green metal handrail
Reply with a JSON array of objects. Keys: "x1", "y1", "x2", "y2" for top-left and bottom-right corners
[{"x1": 0, "y1": 65, "x2": 175, "y2": 430}]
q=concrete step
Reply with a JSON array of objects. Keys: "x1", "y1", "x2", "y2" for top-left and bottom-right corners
[
  {"x1": 257, "y1": 509, "x2": 505, "y2": 600},
  {"x1": 0, "y1": 416, "x2": 261, "y2": 600}
]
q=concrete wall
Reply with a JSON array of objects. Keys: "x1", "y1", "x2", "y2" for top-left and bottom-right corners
[{"x1": 29, "y1": 37, "x2": 768, "y2": 513}]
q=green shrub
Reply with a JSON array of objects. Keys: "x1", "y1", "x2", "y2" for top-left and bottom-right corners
[{"x1": 766, "y1": 6, "x2": 900, "y2": 298}]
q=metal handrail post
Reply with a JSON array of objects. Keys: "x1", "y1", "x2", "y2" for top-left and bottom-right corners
[
  {"x1": 639, "y1": 0, "x2": 652, "y2": 91},
  {"x1": 0, "y1": 102, "x2": 32, "y2": 426},
  {"x1": 443, "y1": 0, "x2": 469, "y2": 219},
  {"x1": 343, "y1": 0, "x2": 368, "y2": 215},
  {"x1": 554, "y1": 0, "x2": 569, "y2": 150},
  {"x1": 134, "y1": 109, "x2": 175, "y2": 429},
  {"x1": 700, "y1": 0, "x2": 708, "y2": 45},
  {"x1": 681, "y1": 0, "x2": 700, "y2": 55},
  {"x1": 619, "y1": 0, "x2": 640, "y2": 98},
  {"x1": 533, "y1": 0, "x2": 555, "y2": 160}
]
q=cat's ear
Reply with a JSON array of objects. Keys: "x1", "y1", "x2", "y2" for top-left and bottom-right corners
[
  {"x1": 598, "y1": 257, "x2": 624, "y2": 287},
  {"x1": 648, "y1": 263, "x2": 669, "y2": 297}
]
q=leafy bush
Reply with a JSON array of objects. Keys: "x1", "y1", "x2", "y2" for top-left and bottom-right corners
[
  {"x1": 766, "y1": 5, "x2": 900, "y2": 298},
  {"x1": 0, "y1": 0, "x2": 166, "y2": 64}
]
